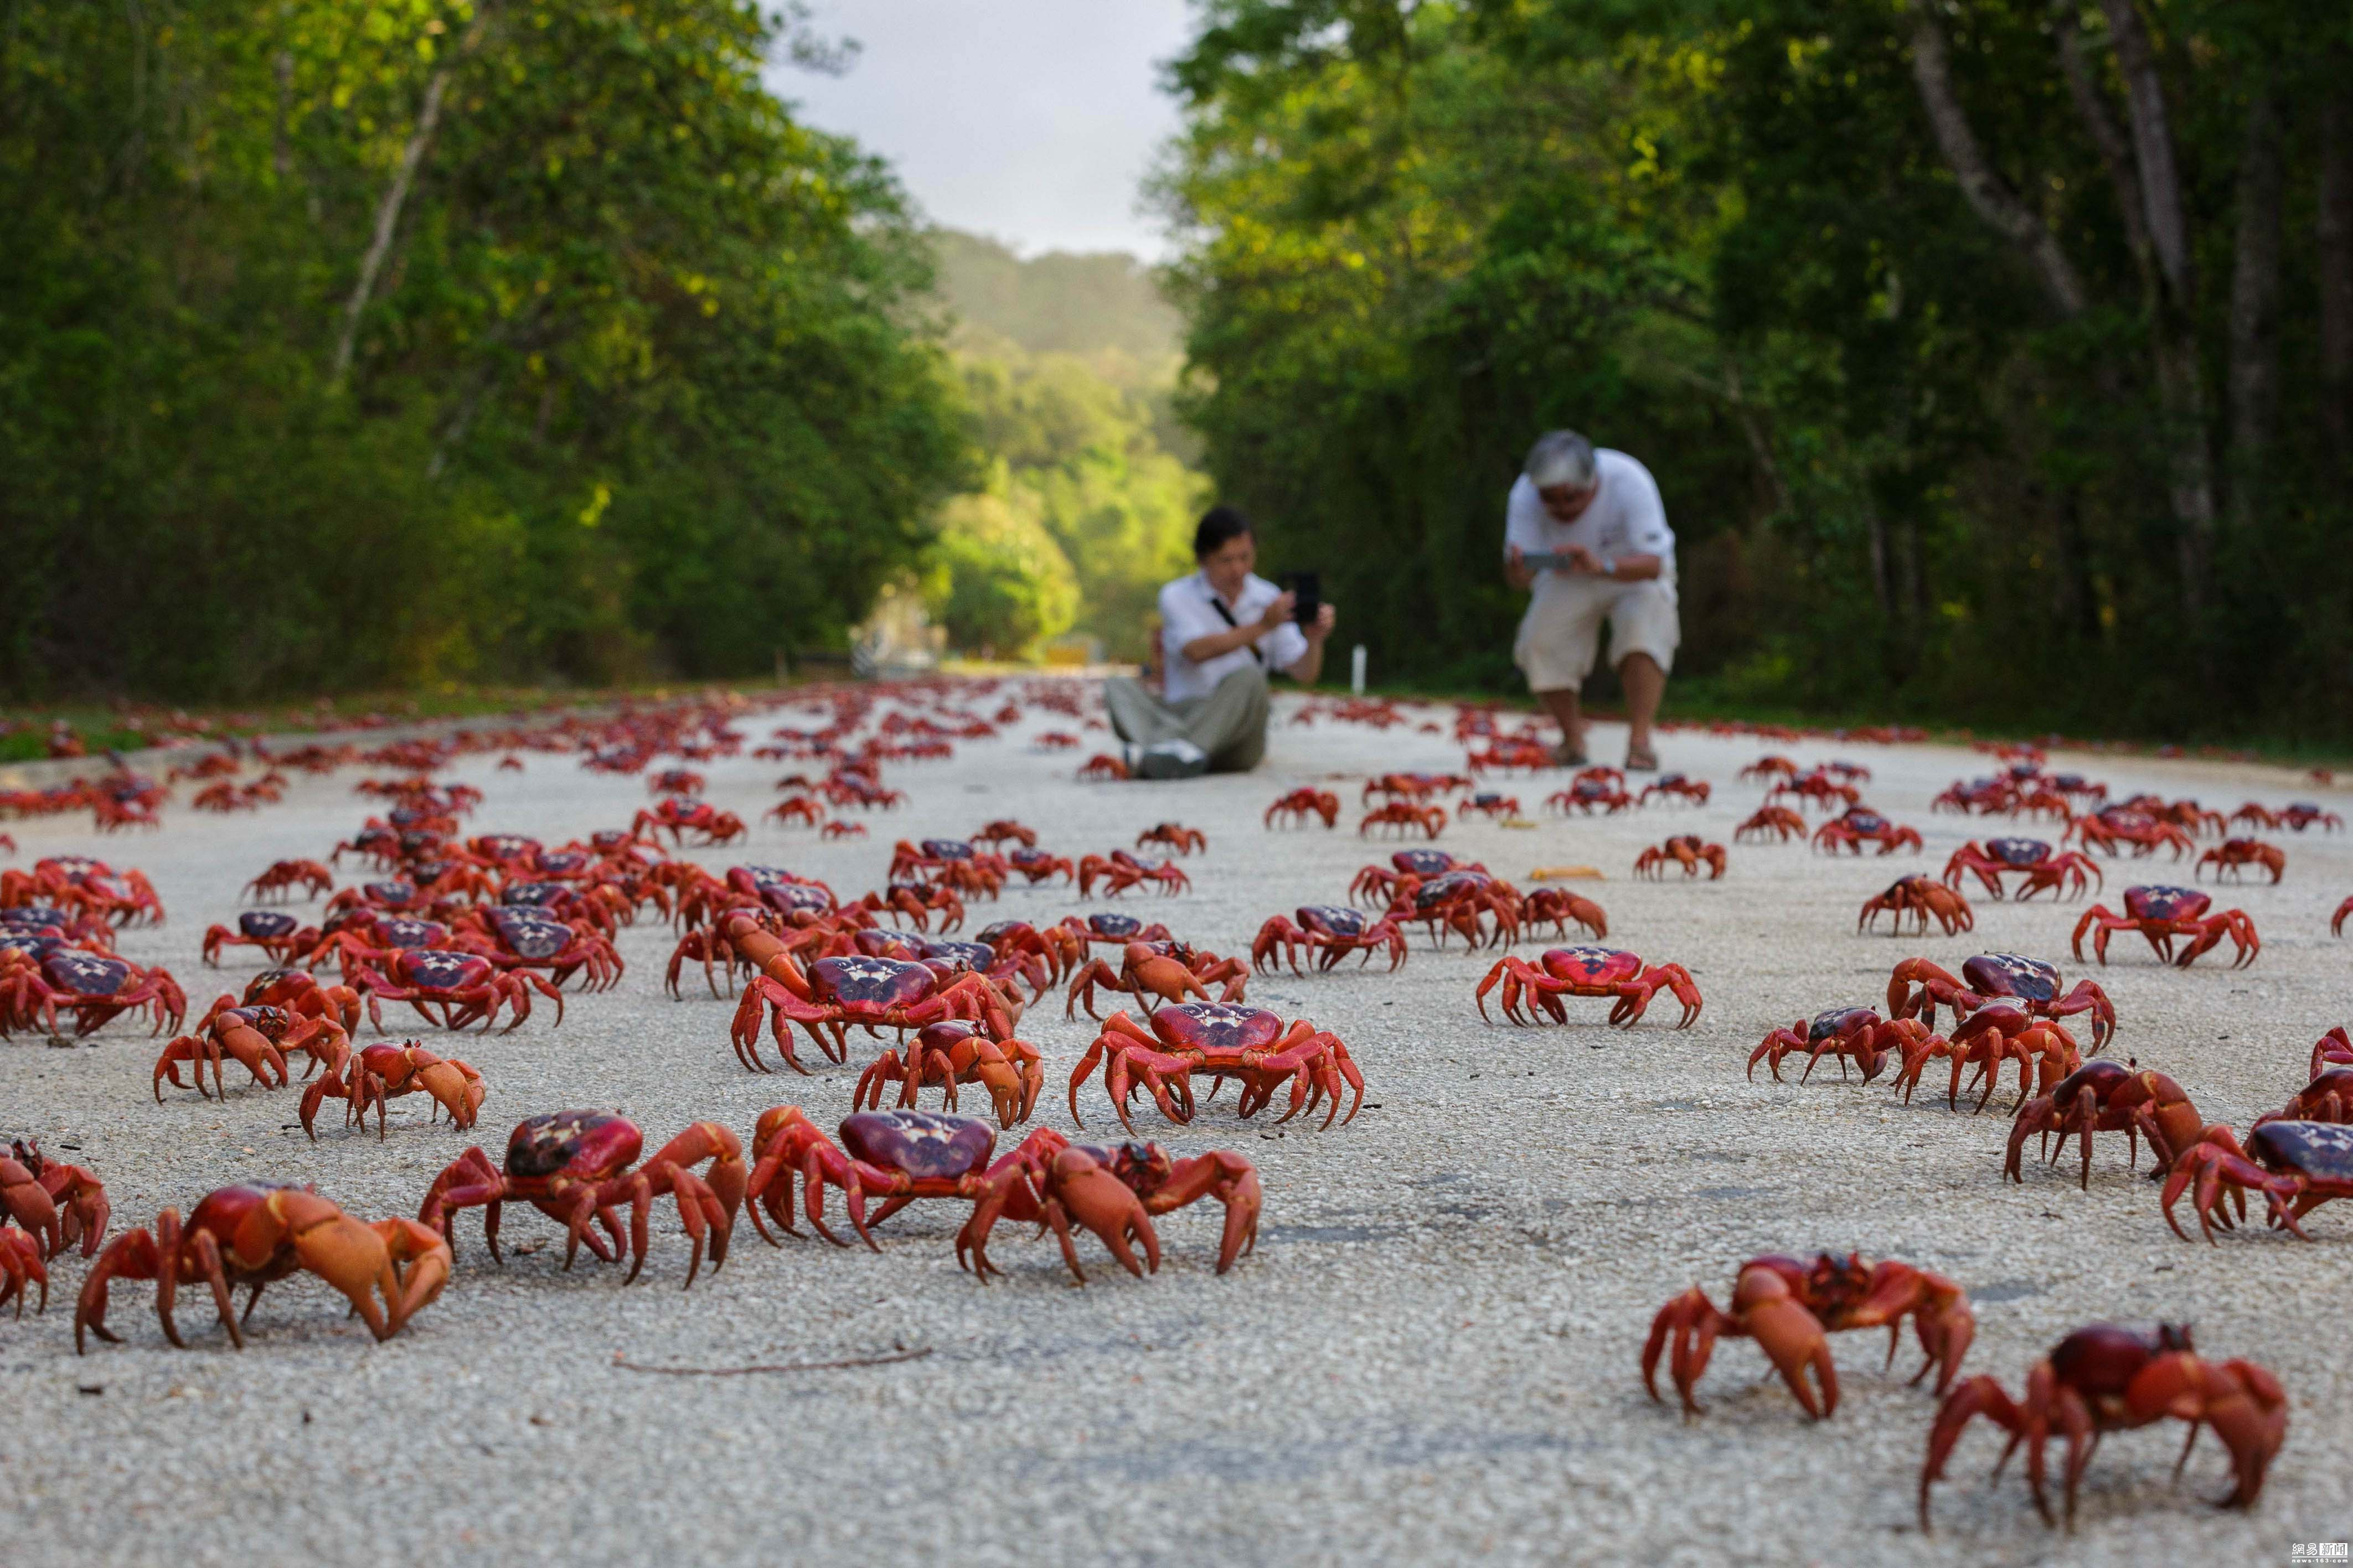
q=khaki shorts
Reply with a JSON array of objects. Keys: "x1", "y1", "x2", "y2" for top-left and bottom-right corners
[{"x1": 1513, "y1": 576, "x2": 1680, "y2": 692}]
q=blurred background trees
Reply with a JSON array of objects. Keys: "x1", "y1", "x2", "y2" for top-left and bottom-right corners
[
  {"x1": 1, "y1": 0, "x2": 970, "y2": 698},
  {"x1": 11, "y1": 0, "x2": 2349, "y2": 744},
  {"x1": 1155, "y1": 0, "x2": 2353, "y2": 742}
]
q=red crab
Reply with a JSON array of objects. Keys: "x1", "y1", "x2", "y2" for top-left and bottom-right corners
[
  {"x1": 76, "y1": 1184, "x2": 450, "y2": 1350},
  {"x1": 1859, "y1": 876, "x2": 1973, "y2": 936},
  {"x1": 956, "y1": 1128, "x2": 1262, "y2": 1284},
  {"x1": 2277, "y1": 800, "x2": 2343, "y2": 832},
  {"x1": 2, "y1": 951, "x2": 185, "y2": 1038},
  {"x1": 1474, "y1": 945, "x2": 1701, "y2": 1028},
  {"x1": 1523, "y1": 887, "x2": 1608, "y2": 940},
  {"x1": 1348, "y1": 847, "x2": 1480, "y2": 906},
  {"x1": 450, "y1": 907, "x2": 623, "y2": 991},
  {"x1": 729, "y1": 952, "x2": 1008, "y2": 1075},
  {"x1": 1886, "y1": 1004, "x2": 2083, "y2": 1114},
  {"x1": 1733, "y1": 805, "x2": 1807, "y2": 843},
  {"x1": 2194, "y1": 837, "x2": 2284, "y2": 883},
  {"x1": 822, "y1": 820, "x2": 867, "y2": 840},
  {"x1": 2004, "y1": 1060, "x2": 2226, "y2": 1188},
  {"x1": 199, "y1": 967, "x2": 360, "y2": 1034},
  {"x1": 1067, "y1": 1003, "x2": 1364, "y2": 1131},
  {"x1": 152, "y1": 1005, "x2": 349, "y2": 1100},
  {"x1": 1633, "y1": 836, "x2": 1725, "y2": 879},
  {"x1": 1358, "y1": 802, "x2": 1446, "y2": 839},
  {"x1": 1068, "y1": 940, "x2": 1250, "y2": 1016},
  {"x1": 202, "y1": 909, "x2": 321, "y2": 968},
  {"x1": 2068, "y1": 809, "x2": 2195, "y2": 859},
  {"x1": 1077, "y1": 851, "x2": 1191, "y2": 897},
  {"x1": 1546, "y1": 777, "x2": 1633, "y2": 815},
  {"x1": 631, "y1": 798, "x2": 747, "y2": 847},
  {"x1": 2163, "y1": 1119, "x2": 2353, "y2": 1241},
  {"x1": 1136, "y1": 822, "x2": 1207, "y2": 856},
  {"x1": 1812, "y1": 808, "x2": 1923, "y2": 856},
  {"x1": 1747, "y1": 1006, "x2": 1937, "y2": 1086},
  {"x1": 242, "y1": 859, "x2": 334, "y2": 903},
  {"x1": 420, "y1": 1112, "x2": 745, "y2": 1287},
  {"x1": 1644, "y1": 1253, "x2": 1974, "y2": 1419},
  {"x1": 972, "y1": 820, "x2": 1038, "y2": 850},
  {"x1": 1637, "y1": 773, "x2": 1710, "y2": 806},
  {"x1": 1005, "y1": 847, "x2": 1075, "y2": 886},
  {"x1": 1077, "y1": 753, "x2": 1129, "y2": 782},
  {"x1": 300, "y1": 1042, "x2": 486, "y2": 1140},
  {"x1": 647, "y1": 768, "x2": 707, "y2": 796},
  {"x1": 1264, "y1": 788, "x2": 1338, "y2": 828},
  {"x1": 855, "y1": 882, "x2": 967, "y2": 932},
  {"x1": 1888, "y1": 953, "x2": 2115, "y2": 1049},
  {"x1": 766, "y1": 795, "x2": 825, "y2": 829},
  {"x1": 1251, "y1": 905, "x2": 1408, "y2": 975},
  {"x1": 1919, "y1": 1324, "x2": 2284, "y2": 1528},
  {"x1": 2071, "y1": 885, "x2": 2257, "y2": 968},
  {"x1": 744, "y1": 1106, "x2": 1013, "y2": 1248},
  {"x1": 1941, "y1": 838, "x2": 2102, "y2": 901},
  {"x1": 852, "y1": 1021, "x2": 1044, "y2": 1129},
  {"x1": 1455, "y1": 792, "x2": 1522, "y2": 821},
  {"x1": 351, "y1": 949, "x2": 563, "y2": 1032},
  {"x1": 1387, "y1": 868, "x2": 1521, "y2": 950},
  {"x1": 1737, "y1": 755, "x2": 1799, "y2": 783},
  {"x1": 1, "y1": 1138, "x2": 110, "y2": 1261},
  {"x1": 2256, "y1": 1065, "x2": 2353, "y2": 1129},
  {"x1": 1769, "y1": 772, "x2": 1860, "y2": 812}
]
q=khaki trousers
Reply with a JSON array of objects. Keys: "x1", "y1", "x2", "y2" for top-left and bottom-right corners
[{"x1": 1103, "y1": 667, "x2": 1271, "y2": 773}]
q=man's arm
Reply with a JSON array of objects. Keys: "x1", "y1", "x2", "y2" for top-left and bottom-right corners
[
  {"x1": 1179, "y1": 591, "x2": 1296, "y2": 663},
  {"x1": 1279, "y1": 604, "x2": 1337, "y2": 684}
]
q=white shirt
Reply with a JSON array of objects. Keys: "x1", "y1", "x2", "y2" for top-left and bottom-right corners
[
  {"x1": 1157, "y1": 570, "x2": 1310, "y2": 703},
  {"x1": 1503, "y1": 449, "x2": 1675, "y2": 601}
]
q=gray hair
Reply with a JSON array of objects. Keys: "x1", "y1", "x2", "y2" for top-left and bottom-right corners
[{"x1": 1524, "y1": 429, "x2": 1596, "y2": 491}]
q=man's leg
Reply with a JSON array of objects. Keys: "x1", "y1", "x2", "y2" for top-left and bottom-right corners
[
  {"x1": 1188, "y1": 667, "x2": 1272, "y2": 773},
  {"x1": 1535, "y1": 688, "x2": 1586, "y2": 764},
  {"x1": 1618, "y1": 654, "x2": 1665, "y2": 762},
  {"x1": 1103, "y1": 676, "x2": 1185, "y2": 748}
]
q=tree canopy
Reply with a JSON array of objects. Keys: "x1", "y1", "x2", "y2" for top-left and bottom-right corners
[{"x1": 1, "y1": 0, "x2": 972, "y2": 698}]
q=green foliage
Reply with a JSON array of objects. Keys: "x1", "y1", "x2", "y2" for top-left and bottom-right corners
[
  {"x1": 1159, "y1": 0, "x2": 2353, "y2": 741},
  {"x1": 0, "y1": 0, "x2": 971, "y2": 700},
  {"x1": 919, "y1": 236, "x2": 1209, "y2": 661}
]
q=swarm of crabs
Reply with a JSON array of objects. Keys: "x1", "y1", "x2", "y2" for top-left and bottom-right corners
[{"x1": 2, "y1": 688, "x2": 2331, "y2": 1536}]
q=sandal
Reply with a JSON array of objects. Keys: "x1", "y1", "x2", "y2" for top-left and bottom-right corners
[
  {"x1": 1551, "y1": 741, "x2": 1588, "y2": 767},
  {"x1": 1625, "y1": 747, "x2": 1659, "y2": 772}
]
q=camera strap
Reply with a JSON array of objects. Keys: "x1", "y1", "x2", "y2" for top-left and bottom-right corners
[{"x1": 1206, "y1": 592, "x2": 1264, "y2": 665}]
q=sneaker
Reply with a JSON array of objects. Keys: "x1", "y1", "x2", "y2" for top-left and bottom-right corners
[{"x1": 1134, "y1": 738, "x2": 1209, "y2": 780}]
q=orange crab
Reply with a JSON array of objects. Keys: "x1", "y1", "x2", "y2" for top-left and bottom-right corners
[
  {"x1": 1644, "y1": 1252, "x2": 1974, "y2": 1419},
  {"x1": 1633, "y1": 836, "x2": 1725, "y2": 879}
]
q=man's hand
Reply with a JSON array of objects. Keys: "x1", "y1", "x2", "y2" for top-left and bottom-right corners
[
  {"x1": 1303, "y1": 602, "x2": 1336, "y2": 643},
  {"x1": 1256, "y1": 591, "x2": 1297, "y2": 634},
  {"x1": 1561, "y1": 545, "x2": 1604, "y2": 576},
  {"x1": 1504, "y1": 544, "x2": 1534, "y2": 592}
]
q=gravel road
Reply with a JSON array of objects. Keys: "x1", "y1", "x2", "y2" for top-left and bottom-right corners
[{"x1": 3, "y1": 688, "x2": 2347, "y2": 1567}]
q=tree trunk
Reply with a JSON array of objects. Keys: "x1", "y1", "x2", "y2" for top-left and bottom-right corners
[
  {"x1": 2225, "y1": 79, "x2": 2283, "y2": 531},
  {"x1": 329, "y1": 6, "x2": 495, "y2": 384},
  {"x1": 1903, "y1": 2, "x2": 2087, "y2": 317},
  {"x1": 2321, "y1": 81, "x2": 2353, "y2": 462}
]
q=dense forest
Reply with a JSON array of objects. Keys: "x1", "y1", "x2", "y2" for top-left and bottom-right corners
[
  {"x1": 1, "y1": 0, "x2": 970, "y2": 698},
  {"x1": 1157, "y1": 0, "x2": 2353, "y2": 741}
]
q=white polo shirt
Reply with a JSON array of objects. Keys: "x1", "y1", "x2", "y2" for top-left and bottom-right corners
[
  {"x1": 1503, "y1": 449, "x2": 1676, "y2": 602},
  {"x1": 1157, "y1": 570, "x2": 1309, "y2": 704}
]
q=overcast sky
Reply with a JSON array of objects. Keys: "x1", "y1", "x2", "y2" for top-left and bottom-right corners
[{"x1": 770, "y1": 1, "x2": 1197, "y2": 260}]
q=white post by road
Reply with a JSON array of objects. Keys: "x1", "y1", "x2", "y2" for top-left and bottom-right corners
[{"x1": 1350, "y1": 644, "x2": 1367, "y2": 695}]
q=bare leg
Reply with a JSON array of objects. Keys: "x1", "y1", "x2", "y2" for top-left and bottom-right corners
[
  {"x1": 1536, "y1": 687, "x2": 1585, "y2": 762},
  {"x1": 1618, "y1": 654, "x2": 1665, "y2": 763}
]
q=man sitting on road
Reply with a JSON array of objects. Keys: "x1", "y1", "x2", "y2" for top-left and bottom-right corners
[
  {"x1": 1103, "y1": 505, "x2": 1336, "y2": 778},
  {"x1": 1502, "y1": 429, "x2": 1679, "y2": 770}
]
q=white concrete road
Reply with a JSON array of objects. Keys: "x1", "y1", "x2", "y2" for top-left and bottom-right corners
[{"x1": 3, "y1": 687, "x2": 2349, "y2": 1567}]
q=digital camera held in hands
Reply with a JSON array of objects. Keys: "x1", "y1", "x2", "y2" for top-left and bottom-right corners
[{"x1": 1280, "y1": 571, "x2": 1320, "y2": 627}]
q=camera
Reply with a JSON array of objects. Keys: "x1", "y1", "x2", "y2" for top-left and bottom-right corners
[{"x1": 1281, "y1": 571, "x2": 1321, "y2": 627}]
